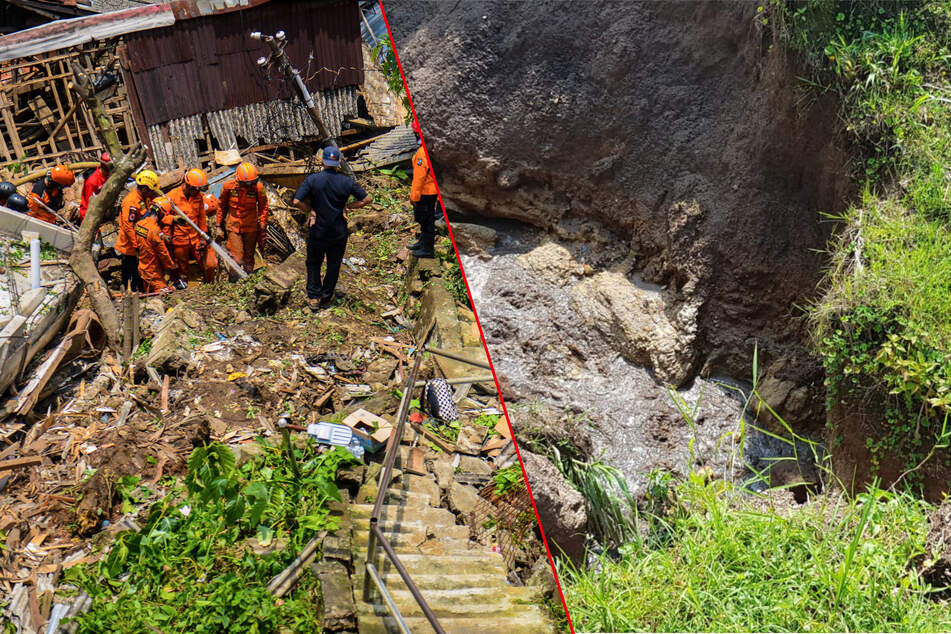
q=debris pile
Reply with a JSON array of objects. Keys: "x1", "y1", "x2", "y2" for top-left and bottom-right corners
[{"x1": 0, "y1": 173, "x2": 460, "y2": 631}]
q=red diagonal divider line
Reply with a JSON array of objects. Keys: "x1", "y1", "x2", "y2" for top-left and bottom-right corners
[{"x1": 378, "y1": 3, "x2": 576, "y2": 631}]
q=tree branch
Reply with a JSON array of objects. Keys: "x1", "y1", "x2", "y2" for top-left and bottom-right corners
[
  {"x1": 67, "y1": 59, "x2": 142, "y2": 351},
  {"x1": 69, "y1": 147, "x2": 145, "y2": 351}
]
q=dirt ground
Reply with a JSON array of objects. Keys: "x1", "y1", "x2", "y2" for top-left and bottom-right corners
[{"x1": 0, "y1": 174, "x2": 442, "y2": 591}]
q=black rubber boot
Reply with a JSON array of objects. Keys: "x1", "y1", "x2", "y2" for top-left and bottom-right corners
[{"x1": 410, "y1": 246, "x2": 435, "y2": 258}]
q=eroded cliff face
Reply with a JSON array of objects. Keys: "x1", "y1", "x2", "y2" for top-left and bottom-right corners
[{"x1": 386, "y1": 1, "x2": 852, "y2": 484}]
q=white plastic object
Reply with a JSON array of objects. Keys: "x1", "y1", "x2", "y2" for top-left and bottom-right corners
[{"x1": 30, "y1": 238, "x2": 40, "y2": 289}]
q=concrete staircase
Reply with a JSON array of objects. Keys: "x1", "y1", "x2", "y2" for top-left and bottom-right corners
[{"x1": 351, "y1": 458, "x2": 554, "y2": 633}]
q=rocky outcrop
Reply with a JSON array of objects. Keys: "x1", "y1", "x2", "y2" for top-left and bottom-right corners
[
  {"x1": 449, "y1": 221, "x2": 498, "y2": 256},
  {"x1": 519, "y1": 450, "x2": 587, "y2": 564},
  {"x1": 570, "y1": 272, "x2": 698, "y2": 387},
  {"x1": 386, "y1": 0, "x2": 852, "y2": 433}
]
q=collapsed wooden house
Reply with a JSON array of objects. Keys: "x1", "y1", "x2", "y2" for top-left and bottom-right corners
[
  {"x1": 0, "y1": 0, "x2": 406, "y2": 177},
  {"x1": 0, "y1": 0, "x2": 413, "y2": 399}
]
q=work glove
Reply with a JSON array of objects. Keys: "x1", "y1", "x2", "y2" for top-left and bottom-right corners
[{"x1": 172, "y1": 277, "x2": 188, "y2": 290}]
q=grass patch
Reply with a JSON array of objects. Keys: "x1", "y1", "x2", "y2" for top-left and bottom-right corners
[
  {"x1": 561, "y1": 476, "x2": 950, "y2": 632},
  {"x1": 767, "y1": 1, "x2": 951, "y2": 478}
]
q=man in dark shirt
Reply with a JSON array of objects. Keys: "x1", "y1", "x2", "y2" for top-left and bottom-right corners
[{"x1": 293, "y1": 146, "x2": 371, "y2": 310}]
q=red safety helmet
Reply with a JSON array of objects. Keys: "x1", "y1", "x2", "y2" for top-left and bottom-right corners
[
  {"x1": 184, "y1": 168, "x2": 208, "y2": 189},
  {"x1": 50, "y1": 165, "x2": 75, "y2": 187},
  {"x1": 235, "y1": 162, "x2": 258, "y2": 184},
  {"x1": 100, "y1": 152, "x2": 112, "y2": 166}
]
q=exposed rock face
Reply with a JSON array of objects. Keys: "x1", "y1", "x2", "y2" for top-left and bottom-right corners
[
  {"x1": 519, "y1": 449, "x2": 587, "y2": 564},
  {"x1": 449, "y1": 221, "x2": 498, "y2": 256},
  {"x1": 385, "y1": 0, "x2": 854, "y2": 433},
  {"x1": 570, "y1": 271, "x2": 698, "y2": 387},
  {"x1": 515, "y1": 240, "x2": 697, "y2": 386}
]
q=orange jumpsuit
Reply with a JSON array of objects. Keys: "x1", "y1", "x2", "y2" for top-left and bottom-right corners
[
  {"x1": 218, "y1": 180, "x2": 268, "y2": 273},
  {"x1": 134, "y1": 214, "x2": 176, "y2": 293},
  {"x1": 409, "y1": 146, "x2": 437, "y2": 202},
  {"x1": 27, "y1": 179, "x2": 65, "y2": 224},
  {"x1": 166, "y1": 186, "x2": 220, "y2": 282},
  {"x1": 117, "y1": 189, "x2": 150, "y2": 256}
]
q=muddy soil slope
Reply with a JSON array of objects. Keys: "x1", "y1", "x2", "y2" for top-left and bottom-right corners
[{"x1": 387, "y1": 0, "x2": 853, "y2": 434}]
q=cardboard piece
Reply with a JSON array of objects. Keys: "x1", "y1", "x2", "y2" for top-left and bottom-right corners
[
  {"x1": 406, "y1": 446, "x2": 426, "y2": 475},
  {"x1": 482, "y1": 436, "x2": 506, "y2": 453},
  {"x1": 342, "y1": 408, "x2": 393, "y2": 448}
]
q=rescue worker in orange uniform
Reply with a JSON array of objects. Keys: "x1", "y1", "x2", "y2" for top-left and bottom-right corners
[
  {"x1": 79, "y1": 152, "x2": 111, "y2": 221},
  {"x1": 28, "y1": 165, "x2": 75, "y2": 225},
  {"x1": 134, "y1": 196, "x2": 179, "y2": 293},
  {"x1": 117, "y1": 170, "x2": 161, "y2": 292},
  {"x1": 217, "y1": 162, "x2": 267, "y2": 276},
  {"x1": 166, "y1": 168, "x2": 220, "y2": 283},
  {"x1": 408, "y1": 120, "x2": 438, "y2": 258}
]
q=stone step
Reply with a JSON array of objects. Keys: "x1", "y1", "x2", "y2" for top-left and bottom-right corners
[
  {"x1": 358, "y1": 596, "x2": 546, "y2": 622},
  {"x1": 358, "y1": 611, "x2": 553, "y2": 634},
  {"x1": 352, "y1": 527, "x2": 428, "y2": 550},
  {"x1": 353, "y1": 484, "x2": 436, "y2": 508},
  {"x1": 390, "y1": 474, "x2": 440, "y2": 498},
  {"x1": 358, "y1": 475, "x2": 441, "y2": 507},
  {"x1": 353, "y1": 553, "x2": 507, "y2": 578},
  {"x1": 351, "y1": 503, "x2": 457, "y2": 528},
  {"x1": 360, "y1": 583, "x2": 544, "y2": 613},
  {"x1": 352, "y1": 569, "x2": 513, "y2": 592},
  {"x1": 351, "y1": 525, "x2": 471, "y2": 549},
  {"x1": 351, "y1": 516, "x2": 428, "y2": 535}
]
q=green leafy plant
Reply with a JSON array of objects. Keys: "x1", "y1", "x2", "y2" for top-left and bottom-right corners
[
  {"x1": 376, "y1": 165, "x2": 408, "y2": 182},
  {"x1": 492, "y1": 465, "x2": 524, "y2": 496},
  {"x1": 66, "y1": 442, "x2": 355, "y2": 632},
  {"x1": 371, "y1": 35, "x2": 412, "y2": 125}
]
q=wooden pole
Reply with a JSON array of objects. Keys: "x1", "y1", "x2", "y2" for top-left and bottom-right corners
[{"x1": 256, "y1": 32, "x2": 356, "y2": 178}]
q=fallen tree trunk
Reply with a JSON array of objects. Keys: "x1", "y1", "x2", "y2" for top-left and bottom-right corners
[
  {"x1": 67, "y1": 60, "x2": 143, "y2": 351},
  {"x1": 68, "y1": 147, "x2": 144, "y2": 351}
]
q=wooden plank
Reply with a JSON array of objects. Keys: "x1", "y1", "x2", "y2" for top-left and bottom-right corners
[
  {"x1": 0, "y1": 117, "x2": 11, "y2": 163},
  {"x1": 0, "y1": 46, "x2": 108, "y2": 73},
  {"x1": 0, "y1": 92, "x2": 24, "y2": 158},
  {"x1": 1, "y1": 72, "x2": 75, "y2": 91},
  {"x1": 408, "y1": 421, "x2": 455, "y2": 453},
  {"x1": 0, "y1": 456, "x2": 41, "y2": 472},
  {"x1": 54, "y1": 59, "x2": 77, "y2": 152}
]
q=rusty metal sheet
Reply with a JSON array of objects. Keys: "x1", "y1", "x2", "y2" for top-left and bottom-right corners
[
  {"x1": 0, "y1": 4, "x2": 175, "y2": 63},
  {"x1": 125, "y1": 0, "x2": 363, "y2": 126}
]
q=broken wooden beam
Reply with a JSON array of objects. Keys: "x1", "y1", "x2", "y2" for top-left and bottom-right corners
[{"x1": 0, "y1": 456, "x2": 42, "y2": 472}]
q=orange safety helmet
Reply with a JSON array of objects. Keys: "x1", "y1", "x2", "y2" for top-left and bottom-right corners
[
  {"x1": 50, "y1": 165, "x2": 75, "y2": 187},
  {"x1": 184, "y1": 168, "x2": 208, "y2": 189},
  {"x1": 150, "y1": 196, "x2": 173, "y2": 218},
  {"x1": 235, "y1": 162, "x2": 258, "y2": 184}
]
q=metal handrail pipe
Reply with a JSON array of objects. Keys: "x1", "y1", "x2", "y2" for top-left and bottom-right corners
[
  {"x1": 373, "y1": 524, "x2": 446, "y2": 634},
  {"x1": 365, "y1": 562, "x2": 412, "y2": 634},
  {"x1": 423, "y1": 345, "x2": 491, "y2": 370}
]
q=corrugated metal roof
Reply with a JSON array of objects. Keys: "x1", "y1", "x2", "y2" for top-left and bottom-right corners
[
  {"x1": 146, "y1": 85, "x2": 357, "y2": 170},
  {"x1": 124, "y1": 0, "x2": 363, "y2": 126},
  {"x1": 0, "y1": 0, "x2": 275, "y2": 62},
  {"x1": 0, "y1": 4, "x2": 174, "y2": 62}
]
